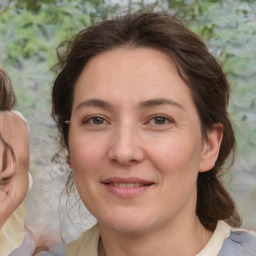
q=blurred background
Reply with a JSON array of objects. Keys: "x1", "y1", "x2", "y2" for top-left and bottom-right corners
[{"x1": 0, "y1": 0, "x2": 255, "y2": 243}]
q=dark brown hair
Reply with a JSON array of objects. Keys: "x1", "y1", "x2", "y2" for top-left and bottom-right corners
[
  {"x1": 52, "y1": 11, "x2": 241, "y2": 231},
  {"x1": 0, "y1": 68, "x2": 16, "y2": 172},
  {"x1": 0, "y1": 68, "x2": 16, "y2": 111}
]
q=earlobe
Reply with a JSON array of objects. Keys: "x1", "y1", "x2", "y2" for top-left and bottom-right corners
[
  {"x1": 199, "y1": 123, "x2": 223, "y2": 173},
  {"x1": 66, "y1": 155, "x2": 72, "y2": 168}
]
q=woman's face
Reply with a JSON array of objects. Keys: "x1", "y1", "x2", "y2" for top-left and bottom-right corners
[
  {"x1": 68, "y1": 47, "x2": 220, "y2": 234},
  {"x1": 0, "y1": 112, "x2": 29, "y2": 227}
]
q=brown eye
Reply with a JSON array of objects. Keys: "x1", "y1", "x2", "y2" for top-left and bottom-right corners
[
  {"x1": 154, "y1": 116, "x2": 168, "y2": 124},
  {"x1": 82, "y1": 115, "x2": 110, "y2": 127},
  {"x1": 148, "y1": 116, "x2": 172, "y2": 125},
  {"x1": 92, "y1": 117, "x2": 105, "y2": 125}
]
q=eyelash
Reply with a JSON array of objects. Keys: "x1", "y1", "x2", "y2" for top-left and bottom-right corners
[
  {"x1": 82, "y1": 115, "x2": 109, "y2": 126},
  {"x1": 0, "y1": 177, "x2": 11, "y2": 185},
  {"x1": 146, "y1": 115, "x2": 174, "y2": 125},
  {"x1": 82, "y1": 114, "x2": 174, "y2": 127}
]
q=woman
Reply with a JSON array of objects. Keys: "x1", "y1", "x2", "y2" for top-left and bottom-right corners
[{"x1": 52, "y1": 12, "x2": 256, "y2": 255}]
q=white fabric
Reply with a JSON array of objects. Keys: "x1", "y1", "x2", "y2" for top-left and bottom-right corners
[
  {"x1": 196, "y1": 221, "x2": 231, "y2": 256},
  {"x1": 0, "y1": 203, "x2": 27, "y2": 256}
]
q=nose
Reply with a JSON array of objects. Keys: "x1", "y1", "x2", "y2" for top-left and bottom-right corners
[{"x1": 108, "y1": 124, "x2": 145, "y2": 166}]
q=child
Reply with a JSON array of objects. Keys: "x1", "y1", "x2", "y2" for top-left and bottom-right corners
[
  {"x1": 0, "y1": 67, "x2": 32, "y2": 255},
  {"x1": 0, "y1": 68, "x2": 65, "y2": 256}
]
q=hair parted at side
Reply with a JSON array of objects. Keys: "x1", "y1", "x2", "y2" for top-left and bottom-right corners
[{"x1": 52, "y1": 11, "x2": 241, "y2": 231}]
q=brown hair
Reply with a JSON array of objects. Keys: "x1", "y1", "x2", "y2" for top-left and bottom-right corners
[
  {"x1": 52, "y1": 11, "x2": 241, "y2": 231},
  {"x1": 0, "y1": 68, "x2": 16, "y2": 111},
  {"x1": 0, "y1": 68, "x2": 16, "y2": 172}
]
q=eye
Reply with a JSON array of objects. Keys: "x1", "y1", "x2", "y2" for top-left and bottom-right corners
[
  {"x1": 82, "y1": 115, "x2": 110, "y2": 127},
  {"x1": 152, "y1": 116, "x2": 169, "y2": 125},
  {"x1": 0, "y1": 176, "x2": 11, "y2": 185},
  {"x1": 0, "y1": 166, "x2": 15, "y2": 186},
  {"x1": 88, "y1": 116, "x2": 105, "y2": 125},
  {"x1": 148, "y1": 115, "x2": 173, "y2": 125}
]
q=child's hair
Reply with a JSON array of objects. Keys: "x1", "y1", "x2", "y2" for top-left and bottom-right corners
[
  {"x1": 0, "y1": 68, "x2": 16, "y2": 171},
  {"x1": 0, "y1": 68, "x2": 16, "y2": 111}
]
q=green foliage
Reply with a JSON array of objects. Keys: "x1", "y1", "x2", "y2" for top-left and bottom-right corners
[
  {"x1": 0, "y1": 0, "x2": 104, "y2": 115},
  {"x1": 164, "y1": 0, "x2": 256, "y2": 160},
  {"x1": 0, "y1": 0, "x2": 255, "y2": 161},
  {"x1": 13, "y1": 0, "x2": 105, "y2": 13},
  {"x1": 0, "y1": 1, "x2": 92, "y2": 64}
]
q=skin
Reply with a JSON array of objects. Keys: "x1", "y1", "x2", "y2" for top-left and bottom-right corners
[
  {"x1": 0, "y1": 111, "x2": 29, "y2": 228},
  {"x1": 68, "y1": 47, "x2": 223, "y2": 256}
]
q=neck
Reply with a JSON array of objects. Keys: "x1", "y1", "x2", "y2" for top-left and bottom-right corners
[{"x1": 99, "y1": 215, "x2": 213, "y2": 256}]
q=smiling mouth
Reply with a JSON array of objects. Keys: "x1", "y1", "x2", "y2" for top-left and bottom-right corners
[
  {"x1": 109, "y1": 183, "x2": 152, "y2": 188},
  {"x1": 102, "y1": 179, "x2": 154, "y2": 198}
]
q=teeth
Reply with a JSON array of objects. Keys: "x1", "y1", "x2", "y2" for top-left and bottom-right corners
[{"x1": 110, "y1": 183, "x2": 142, "y2": 188}]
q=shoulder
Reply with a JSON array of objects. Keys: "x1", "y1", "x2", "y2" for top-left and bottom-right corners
[
  {"x1": 197, "y1": 221, "x2": 256, "y2": 256},
  {"x1": 218, "y1": 229, "x2": 256, "y2": 256},
  {"x1": 0, "y1": 110, "x2": 29, "y2": 161},
  {"x1": 0, "y1": 110, "x2": 28, "y2": 128},
  {"x1": 66, "y1": 224, "x2": 100, "y2": 256},
  {"x1": 11, "y1": 110, "x2": 29, "y2": 129},
  {"x1": 0, "y1": 110, "x2": 29, "y2": 143}
]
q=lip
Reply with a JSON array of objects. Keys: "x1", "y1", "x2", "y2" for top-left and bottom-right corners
[{"x1": 101, "y1": 177, "x2": 154, "y2": 198}]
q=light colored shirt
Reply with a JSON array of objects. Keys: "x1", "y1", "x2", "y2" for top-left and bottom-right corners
[
  {"x1": 0, "y1": 202, "x2": 27, "y2": 256},
  {"x1": 66, "y1": 220, "x2": 256, "y2": 256}
]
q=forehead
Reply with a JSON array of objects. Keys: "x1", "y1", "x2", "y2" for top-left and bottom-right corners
[{"x1": 72, "y1": 47, "x2": 195, "y2": 111}]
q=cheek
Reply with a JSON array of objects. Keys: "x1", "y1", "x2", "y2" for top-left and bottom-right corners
[
  {"x1": 0, "y1": 145, "x2": 4, "y2": 170},
  {"x1": 149, "y1": 135, "x2": 202, "y2": 169},
  {"x1": 146, "y1": 133, "x2": 203, "y2": 194},
  {"x1": 13, "y1": 172, "x2": 29, "y2": 203},
  {"x1": 68, "y1": 134, "x2": 109, "y2": 187},
  {"x1": 69, "y1": 143, "x2": 97, "y2": 203},
  {"x1": 151, "y1": 138, "x2": 200, "y2": 204},
  {"x1": 69, "y1": 140, "x2": 104, "y2": 213}
]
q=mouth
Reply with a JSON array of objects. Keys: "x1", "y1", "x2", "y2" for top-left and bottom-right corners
[
  {"x1": 101, "y1": 177, "x2": 154, "y2": 198},
  {"x1": 108, "y1": 183, "x2": 151, "y2": 188}
]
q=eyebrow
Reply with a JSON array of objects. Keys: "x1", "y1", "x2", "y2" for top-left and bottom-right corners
[
  {"x1": 75, "y1": 98, "x2": 184, "y2": 112},
  {"x1": 75, "y1": 99, "x2": 113, "y2": 112},
  {"x1": 139, "y1": 98, "x2": 184, "y2": 110}
]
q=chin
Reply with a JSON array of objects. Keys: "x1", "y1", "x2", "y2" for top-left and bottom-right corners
[{"x1": 99, "y1": 212, "x2": 154, "y2": 235}]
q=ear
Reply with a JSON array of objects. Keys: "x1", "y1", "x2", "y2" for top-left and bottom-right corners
[
  {"x1": 66, "y1": 155, "x2": 72, "y2": 169},
  {"x1": 199, "y1": 123, "x2": 223, "y2": 173}
]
